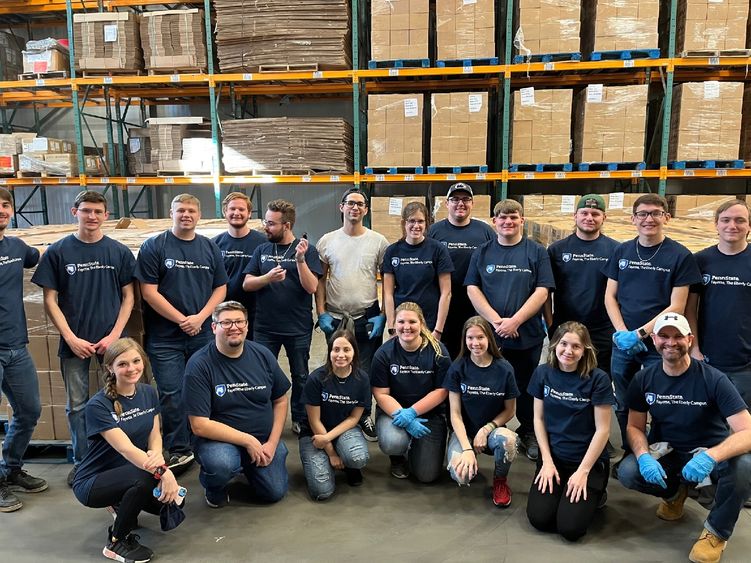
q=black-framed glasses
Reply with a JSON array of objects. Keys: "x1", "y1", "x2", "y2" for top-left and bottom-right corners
[
  {"x1": 634, "y1": 210, "x2": 666, "y2": 220},
  {"x1": 343, "y1": 200, "x2": 366, "y2": 208},
  {"x1": 216, "y1": 319, "x2": 248, "y2": 329},
  {"x1": 447, "y1": 196, "x2": 473, "y2": 204}
]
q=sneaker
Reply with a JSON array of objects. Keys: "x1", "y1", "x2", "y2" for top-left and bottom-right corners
[
  {"x1": 103, "y1": 531, "x2": 153, "y2": 563},
  {"x1": 492, "y1": 476, "x2": 512, "y2": 507},
  {"x1": 0, "y1": 482, "x2": 23, "y2": 512},
  {"x1": 359, "y1": 416, "x2": 378, "y2": 442},
  {"x1": 657, "y1": 484, "x2": 689, "y2": 521},
  {"x1": 597, "y1": 490, "x2": 608, "y2": 510},
  {"x1": 67, "y1": 465, "x2": 77, "y2": 488},
  {"x1": 291, "y1": 421, "x2": 301, "y2": 435},
  {"x1": 524, "y1": 433, "x2": 539, "y2": 461},
  {"x1": 6, "y1": 470, "x2": 48, "y2": 493},
  {"x1": 167, "y1": 452, "x2": 194, "y2": 470},
  {"x1": 689, "y1": 528, "x2": 727, "y2": 563},
  {"x1": 389, "y1": 456, "x2": 409, "y2": 479},
  {"x1": 205, "y1": 490, "x2": 229, "y2": 509},
  {"x1": 345, "y1": 468, "x2": 363, "y2": 487}
]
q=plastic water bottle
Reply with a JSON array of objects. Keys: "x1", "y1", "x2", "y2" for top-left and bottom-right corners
[{"x1": 153, "y1": 486, "x2": 187, "y2": 498}]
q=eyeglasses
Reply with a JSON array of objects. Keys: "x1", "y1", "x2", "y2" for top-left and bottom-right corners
[
  {"x1": 447, "y1": 197, "x2": 473, "y2": 204},
  {"x1": 634, "y1": 210, "x2": 666, "y2": 220},
  {"x1": 342, "y1": 200, "x2": 366, "y2": 208},
  {"x1": 406, "y1": 219, "x2": 426, "y2": 225},
  {"x1": 216, "y1": 319, "x2": 248, "y2": 329},
  {"x1": 262, "y1": 219, "x2": 285, "y2": 228}
]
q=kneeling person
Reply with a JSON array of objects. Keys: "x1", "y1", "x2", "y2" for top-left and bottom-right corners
[
  {"x1": 618, "y1": 313, "x2": 751, "y2": 563},
  {"x1": 185, "y1": 301, "x2": 290, "y2": 508}
]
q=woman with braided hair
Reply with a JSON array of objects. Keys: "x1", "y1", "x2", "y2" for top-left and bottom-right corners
[{"x1": 72, "y1": 338, "x2": 185, "y2": 563}]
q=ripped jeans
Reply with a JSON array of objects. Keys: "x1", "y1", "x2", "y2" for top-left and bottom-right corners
[
  {"x1": 298, "y1": 427, "x2": 370, "y2": 500},
  {"x1": 446, "y1": 427, "x2": 518, "y2": 485}
]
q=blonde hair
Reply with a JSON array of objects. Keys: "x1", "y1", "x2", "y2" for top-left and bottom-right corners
[
  {"x1": 546, "y1": 321, "x2": 598, "y2": 378},
  {"x1": 457, "y1": 316, "x2": 502, "y2": 361},
  {"x1": 394, "y1": 302, "x2": 444, "y2": 358},
  {"x1": 222, "y1": 191, "x2": 252, "y2": 215},
  {"x1": 102, "y1": 338, "x2": 148, "y2": 416},
  {"x1": 171, "y1": 193, "x2": 201, "y2": 211}
]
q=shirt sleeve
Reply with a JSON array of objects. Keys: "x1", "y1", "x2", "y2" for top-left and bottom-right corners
[
  {"x1": 625, "y1": 371, "x2": 649, "y2": 412},
  {"x1": 435, "y1": 242, "x2": 455, "y2": 274},
  {"x1": 30, "y1": 244, "x2": 60, "y2": 289},
  {"x1": 443, "y1": 361, "x2": 462, "y2": 392},
  {"x1": 504, "y1": 361, "x2": 521, "y2": 399},
  {"x1": 463, "y1": 246, "x2": 482, "y2": 286},
  {"x1": 370, "y1": 345, "x2": 390, "y2": 388},
  {"x1": 602, "y1": 244, "x2": 624, "y2": 281},
  {"x1": 689, "y1": 252, "x2": 705, "y2": 295},
  {"x1": 304, "y1": 244, "x2": 324, "y2": 277},
  {"x1": 243, "y1": 246, "x2": 262, "y2": 276},
  {"x1": 356, "y1": 373, "x2": 372, "y2": 410},
  {"x1": 118, "y1": 245, "x2": 136, "y2": 287},
  {"x1": 84, "y1": 394, "x2": 120, "y2": 438},
  {"x1": 433, "y1": 345, "x2": 452, "y2": 388},
  {"x1": 672, "y1": 248, "x2": 703, "y2": 288},
  {"x1": 183, "y1": 357, "x2": 213, "y2": 418},
  {"x1": 710, "y1": 368, "x2": 749, "y2": 418},
  {"x1": 381, "y1": 244, "x2": 395, "y2": 275},
  {"x1": 591, "y1": 369, "x2": 615, "y2": 406},
  {"x1": 133, "y1": 236, "x2": 162, "y2": 284},
  {"x1": 376, "y1": 236, "x2": 389, "y2": 273},
  {"x1": 265, "y1": 348, "x2": 292, "y2": 400},
  {"x1": 315, "y1": 234, "x2": 329, "y2": 265},
  {"x1": 302, "y1": 371, "x2": 322, "y2": 406},
  {"x1": 527, "y1": 365, "x2": 545, "y2": 399},
  {"x1": 209, "y1": 240, "x2": 229, "y2": 287},
  {"x1": 534, "y1": 243, "x2": 556, "y2": 289},
  {"x1": 23, "y1": 242, "x2": 40, "y2": 268}
]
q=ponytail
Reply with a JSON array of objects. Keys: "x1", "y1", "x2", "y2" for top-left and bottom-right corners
[{"x1": 104, "y1": 370, "x2": 123, "y2": 417}]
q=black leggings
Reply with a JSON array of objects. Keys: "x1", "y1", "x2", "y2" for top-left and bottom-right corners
[
  {"x1": 84, "y1": 464, "x2": 162, "y2": 539},
  {"x1": 526, "y1": 454, "x2": 609, "y2": 542}
]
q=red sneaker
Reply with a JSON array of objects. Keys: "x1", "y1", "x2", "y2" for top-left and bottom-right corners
[{"x1": 492, "y1": 476, "x2": 512, "y2": 507}]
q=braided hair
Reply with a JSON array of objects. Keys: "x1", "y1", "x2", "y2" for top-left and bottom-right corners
[{"x1": 102, "y1": 337, "x2": 148, "y2": 417}]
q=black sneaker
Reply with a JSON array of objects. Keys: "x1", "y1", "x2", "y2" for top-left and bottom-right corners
[
  {"x1": 0, "y1": 482, "x2": 23, "y2": 512},
  {"x1": 359, "y1": 416, "x2": 378, "y2": 442},
  {"x1": 524, "y1": 433, "x2": 539, "y2": 461},
  {"x1": 6, "y1": 470, "x2": 48, "y2": 493},
  {"x1": 167, "y1": 452, "x2": 194, "y2": 477},
  {"x1": 345, "y1": 468, "x2": 363, "y2": 487},
  {"x1": 67, "y1": 465, "x2": 77, "y2": 488},
  {"x1": 103, "y1": 531, "x2": 153, "y2": 563},
  {"x1": 205, "y1": 489, "x2": 229, "y2": 509},
  {"x1": 389, "y1": 456, "x2": 409, "y2": 479}
]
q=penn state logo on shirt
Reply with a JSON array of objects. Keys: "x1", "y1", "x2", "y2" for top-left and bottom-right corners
[
  {"x1": 702, "y1": 274, "x2": 711, "y2": 286},
  {"x1": 164, "y1": 258, "x2": 175, "y2": 269},
  {"x1": 260, "y1": 254, "x2": 268, "y2": 263},
  {"x1": 645, "y1": 392, "x2": 656, "y2": 405},
  {"x1": 441, "y1": 241, "x2": 448, "y2": 246},
  {"x1": 321, "y1": 391, "x2": 330, "y2": 402},
  {"x1": 390, "y1": 364, "x2": 400, "y2": 375},
  {"x1": 618, "y1": 259, "x2": 629, "y2": 270},
  {"x1": 485, "y1": 264, "x2": 495, "y2": 274},
  {"x1": 221, "y1": 250, "x2": 227, "y2": 257},
  {"x1": 111, "y1": 412, "x2": 119, "y2": 423},
  {"x1": 544, "y1": 385, "x2": 550, "y2": 397},
  {"x1": 460, "y1": 383, "x2": 468, "y2": 394},
  {"x1": 215, "y1": 384, "x2": 227, "y2": 397},
  {"x1": 562, "y1": 253, "x2": 572, "y2": 263},
  {"x1": 65, "y1": 264, "x2": 77, "y2": 275},
  {"x1": 391, "y1": 257, "x2": 400, "y2": 267}
]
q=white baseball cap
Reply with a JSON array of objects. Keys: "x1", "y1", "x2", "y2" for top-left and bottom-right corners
[{"x1": 653, "y1": 313, "x2": 692, "y2": 336}]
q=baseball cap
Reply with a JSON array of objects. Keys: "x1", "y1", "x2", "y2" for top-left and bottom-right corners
[
  {"x1": 446, "y1": 183, "x2": 473, "y2": 197},
  {"x1": 577, "y1": 194, "x2": 606, "y2": 212},
  {"x1": 653, "y1": 313, "x2": 692, "y2": 336}
]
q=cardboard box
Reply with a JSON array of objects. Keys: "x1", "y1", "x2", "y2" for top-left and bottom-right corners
[
  {"x1": 511, "y1": 88, "x2": 573, "y2": 165},
  {"x1": 582, "y1": 0, "x2": 659, "y2": 54},
  {"x1": 667, "y1": 0, "x2": 749, "y2": 55},
  {"x1": 371, "y1": 0, "x2": 428, "y2": 61},
  {"x1": 436, "y1": 0, "x2": 495, "y2": 61},
  {"x1": 22, "y1": 48, "x2": 67, "y2": 74},
  {"x1": 371, "y1": 196, "x2": 426, "y2": 243},
  {"x1": 368, "y1": 94, "x2": 424, "y2": 168},
  {"x1": 430, "y1": 92, "x2": 488, "y2": 167},
  {"x1": 0, "y1": 154, "x2": 18, "y2": 175},
  {"x1": 514, "y1": 0, "x2": 580, "y2": 58}
]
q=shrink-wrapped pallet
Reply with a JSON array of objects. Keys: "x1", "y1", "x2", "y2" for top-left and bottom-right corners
[
  {"x1": 435, "y1": 0, "x2": 495, "y2": 61},
  {"x1": 511, "y1": 88, "x2": 572, "y2": 165},
  {"x1": 367, "y1": 94, "x2": 423, "y2": 168},
  {"x1": 581, "y1": 0, "x2": 659, "y2": 54},
  {"x1": 664, "y1": 0, "x2": 749, "y2": 56},
  {"x1": 514, "y1": 0, "x2": 580, "y2": 59},
  {"x1": 371, "y1": 0, "x2": 428, "y2": 61},
  {"x1": 430, "y1": 92, "x2": 488, "y2": 167}
]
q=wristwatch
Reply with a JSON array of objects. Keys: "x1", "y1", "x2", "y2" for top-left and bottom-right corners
[{"x1": 638, "y1": 327, "x2": 648, "y2": 339}]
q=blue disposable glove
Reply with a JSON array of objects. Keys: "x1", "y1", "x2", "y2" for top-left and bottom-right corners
[
  {"x1": 637, "y1": 453, "x2": 668, "y2": 489},
  {"x1": 368, "y1": 314, "x2": 386, "y2": 339},
  {"x1": 317, "y1": 312, "x2": 336, "y2": 336},
  {"x1": 391, "y1": 407, "x2": 417, "y2": 428},
  {"x1": 626, "y1": 340, "x2": 648, "y2": 358},
  {"x1": 613, "y1": 330, "x2": 640, "y2": 351},
  {"x1": 405, "y1": 417, "x2": 431, "y2": 439},
  {"x1": 682, "y1": 451, "x2": 717, "y2": 483}
]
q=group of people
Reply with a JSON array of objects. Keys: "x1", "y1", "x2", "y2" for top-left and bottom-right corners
[{"x1": 0, "y1": 183, "x2": 750, "y2": 563}]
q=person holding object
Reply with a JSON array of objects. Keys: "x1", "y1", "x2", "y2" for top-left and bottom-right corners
[
  {"x1": 443, "y1": 316, "x2": 519, "y2": 507},
  {"x1": 526, "y1": 322, "x2": 614, "y2": 542},
  {"x1": 299, "y1": 330, "x2": 371, "y2": 500},
  {"x1": 617, "y1": 313, "x2": 751, "y2": 563},
  {"x1": 72, "y1": 338, "x2": 185, "y2": 563},
  {"x1": 371, "y1": 302, "x2": 450, "y2": 482}
]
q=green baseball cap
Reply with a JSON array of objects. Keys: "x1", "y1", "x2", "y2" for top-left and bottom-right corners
[{"x1": 577, "y1": 194, "x2": 606, "y2": 212}]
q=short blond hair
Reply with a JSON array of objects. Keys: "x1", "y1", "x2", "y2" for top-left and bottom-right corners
[
  {"x1": 171, "y1": 193, "x2": 201, "y2": 211},
  {"x1": 222, "y1": 192, "x2": 252, "y2": 215}
]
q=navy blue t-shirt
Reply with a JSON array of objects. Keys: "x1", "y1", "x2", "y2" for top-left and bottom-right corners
[
  {"x1": 464, "y1": 237, "x2": 555, "y2": 350},
  {"x1": 300, "y1": 366, "x2": 372, "y2": 438},
  {"x1": 244, "y1": 240, "x2": 323, "y2": 337},
  {"x1": 184, "y1": 341, "x2": 291, "y2": 442},
  {"x1": 73, "y1": 383, "x2": 159, "y2": 502},
  {"x1": 32, "y1": 234, "x2": 136, "y2": 357},
  {"x1": 548, "y1": 233, "x2": 618, "y2": 334},
  {"x1": 443, "y1": 356, "x2": 519, "y2": 438},
  {"x1": 371, "y1": 337, "x2": 451, "y2": 416},
  {"x1": 626, "y1": 359, "x2": 747, "y2": 452},
  {"x1": 528, "y1": 364, "x2": 614, "y2": 463},
  {"x1": 603, "y1": 237, "x2": 701, "y2": 332},
  {"x1": 382, "y1": 238, "x2": 455, "y2": 330},
  {"x1": 212, "y1": 230, "x2": 266, "y2": 320},
  {"x1": 691, "y1": 245, "x2": 751, "y2": 372},
  {"x1": 428, "y1": 219, "x2": 495, "y2": 291},
  {"x1": 134, "y1": 231, "x2": 228, "y2": 341},
  {"x1": 0, "y1": 236, "x2": 39, "y2": 349}
]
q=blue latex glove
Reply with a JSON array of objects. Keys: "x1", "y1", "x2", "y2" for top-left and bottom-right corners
[
  {"x1": 405, "y1": 417, "x2": 431, "y2": 439},
  {"x1": 368, "y1": 314, "x2": 386, "y2": 339},
  {"x1": 626, "y1": 340, "x2": 648, "y2": 358},
  {"x1": 682, "y1": 451, "x2": 717, "y2": 483},
  {"x1": 637, "y1": 453, "x2": 668, "y2": 488},
  {"x1": 391, "y1": 407, "x2": 417, "y2": 428},
  {"x1": 317, "y1": 312, "x2": 336, "y2": 336},
  {"x1": 613, "y1": 330, "x2": 640, "y2": 351}
]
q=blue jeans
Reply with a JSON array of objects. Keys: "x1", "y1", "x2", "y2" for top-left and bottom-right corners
[
  {"x1": 145, "y1": 333, "x2": 211, "y2": 455},
  {"x1": 618, "y1": 450, "x2": 751, "y2": 540},
  {"x1": 376, "y1": 411, "x2": 447, "y2": 483},
  {"x1": 446, "y1": 429, "x2": 516, "y2": 485},
  {"x1": 194, "y1": 438, "x2": 288, "y2": 503},
  {"x1": 60, "y1": 355, "x2": 103, "y2": 464},
  {"x1": 610, "y1": 345, "x2": 661, "y2": 448},
  {"x1": 0, "y1": 347, "x2": 41, "y2": 478},
  {"x1": 253, "y1": 331, "x2": 310, "y2": 423},
  {"x1": 299, "y1": 428, "x2": 370, "y2": 500}
]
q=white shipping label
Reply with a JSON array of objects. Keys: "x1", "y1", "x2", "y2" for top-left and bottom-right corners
[
  {"x1": 403, "y1": 98, "x2": 419, "y2": 118},
  {"x1": 704, "y1": 81, "x2": 720, "y2": 99},
  {"x1": 129, "y1": 138, "x2": 141, "y2": 153},
  {"x1": 388, "y1": 198, "x2": 403, "y2": 216},
  {"x1": 104, "y1": 24, "x2": 118, "y2": 43},
  {"x1": 587, "y1": 84, "x2": 604, "y2": 103},
  {"x1": 520, "y1": 87, "x2": 535, "y2": 106},
  {"x1": 560, "y1": 195, "x2": 576, "y2": 213},
  {"x1": 609, "y1": 192, "x2": 624, "y2": 209},
  {"x1": 468, "y1": 94, "x2": 483, "y2": 113}
]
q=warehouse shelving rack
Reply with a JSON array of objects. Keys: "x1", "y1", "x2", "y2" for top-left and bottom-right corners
[{"x1": 0, "y1": 0, "x2": 749, "y2": 224}]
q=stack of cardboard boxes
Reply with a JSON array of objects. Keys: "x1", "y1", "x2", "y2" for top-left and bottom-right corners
[
  {"x1": 126, "y1": 128, "x2": 154, "y2": 175},
  {"x1": 371, "y1": 0, "x2": 429, "y2": 61},
  {"x1": 140, "y1": 9, "x2": 208, "y2": 73},
  {"x1": 1, "y1": 32, "x2": 24, "y2": 79},
  {"x1": 21, "y1": 38, "x2": 68, "y2": 76},
  {"x1": 514, "y1": 0, "x2": 581, "y2": 58},
  {"x1": 147, "y1": 117, "x2": 211, "y2": 173},
  {"x1": 0, "y1": 133, "x2": 37, "y2": 175},
  {"x1": 368, "y1": 94, "x2": 424, "y2": 168},
  {"x1": 19, "y1": 136, "x2": 78, "y2": 176},
  {"x1": 430, "y1": 92, "x2": 488, "y2": 168},
  {"x1": 435, "y1": 0, "x2": 495, "y2": 61},
  {"x1": 669, "y1": 0, "x2": 749, "y2": 55},
  {"x1": 73, "y1": 12, "x2": 143, "y2": 72},
  {"x1": 581, "y1": 0, "x2": 659, "y2": 54},
  {"x1": 574, "y1": 84, "x2": 648, "y2": 163},
  {"x1": 511, "y1": 88, "x2": 573, "y2": 165}
]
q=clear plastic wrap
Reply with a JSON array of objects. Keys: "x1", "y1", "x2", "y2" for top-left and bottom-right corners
[
  {"x1": 435, "y1": 0, "x2": 495, "y2": 61},
  {"x1": 582, "y1": 0, "x2": 659, "y2": 53},
  {"x1": 676, "y1": 0, "x2": 749, "y2": 54},
  {"x1": 430, "y1": 92, "x2": 488, "y2": 167},
  {"x1": 371, "y1": 0, "x2": 428, "y2": 61},
  {"x1": 514, "y1": 0, "x2": 581, "y2": 58},
  {"x1": 574, "y1": 84, "x2": 648, "y2": 163},
  {"x1": 19, "y1": 153, "x2": 78, "y2": 176},
  {"x1": 367, "y1": 94, "x2": 423, "y2": 168},
  {"x1": 511, "y1": 88, "x2": 572, "y2": 165},
  {"x1": 141, "y1": 9, "x2": 207, "y2": 71}
]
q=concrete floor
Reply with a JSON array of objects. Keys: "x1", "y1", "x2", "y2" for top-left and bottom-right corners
[{"x1": 3, "y1": 330, "x2": 751, "y2": 562}]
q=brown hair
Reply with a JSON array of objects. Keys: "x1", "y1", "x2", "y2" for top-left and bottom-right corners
[
  {"x1": 394, "y1": 302, "x2": 444, "y2": 358},
  {"x1": 222, "y1": 192, "x2": 253, "y2": 215},
  {"x1": 102, "y1": 337, "x2": 148, "y2": 416},
  {"x1": 493, "y1": 199, "x2": 523, "y2": 217},
  {"x1": 457, "y1": 316, "x2": 502, "y2": 361},
  {"x1": 400, "y1": 202, "x2": 430, "y2": 239},
  {"x1": 212, "y1": 300, "x2": 248, "y2": 323},
  {"x1": 73, "y1": 190, "x2": 107, "y2": 211},
  {"x1": 0, "y1": 187, "x2": 12, "y2": 205},
  {"x1": 171, "y1": 193, "x2": 201, "y2": 211},
  {"x1": 267, "y1": 199, "x2": 296, "y2": 227},
  {"x1": 714, "y1": 199, "x2": 749, "y2": 222},
  {"x1": 632, "y1": 193, "x2": 668, "y2": 214},
  {"x1": 546, "y1": 321, "x2": 598, "y2": 378},
  {"x1": 323, "y1": 329, "x2": 361, "y2": 380}
]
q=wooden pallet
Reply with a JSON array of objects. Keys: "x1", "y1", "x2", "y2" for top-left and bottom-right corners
[
  {"x1": 681, "y1": 49, "x2": 751, "y2": 58},
  {"x1": 257, "y1": 63, "x2": 319, "y2": 73},
  {"x1": 18, "y1": 70, "x2": 68, "y2": 81},
  {"x1": 147, "y1": 67, "x2": 207, "y2": 76}
]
